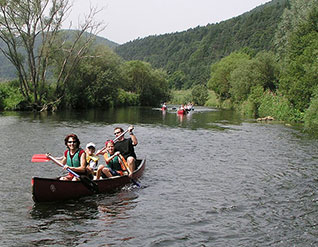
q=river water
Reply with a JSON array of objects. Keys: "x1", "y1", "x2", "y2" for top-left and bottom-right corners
[{"x1": 1, "y1": 106, "x2": 318, "y2": 246}]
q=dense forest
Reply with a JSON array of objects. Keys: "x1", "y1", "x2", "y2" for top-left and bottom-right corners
[{"x1": 115, "y1": 0, "x2": 288, "y2": 88}]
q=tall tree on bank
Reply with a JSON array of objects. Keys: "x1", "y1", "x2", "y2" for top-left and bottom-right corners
[{"x1": 0, "y1": 0, "x2": 104, "y2": 110}]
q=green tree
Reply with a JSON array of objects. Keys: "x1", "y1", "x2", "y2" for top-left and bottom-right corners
[
  {"x1": 274, "y1": 0, "x2": 318, "y2": 57},
  {"x1": 0, "y1": 0, "x2": 104, "y2": 110},
  {"x1": 207, "y1": 52, "x2": 250, "y2": 100},
  {"x1": 191, "y1": 85, "x2": 208, "y2": 105},
  {"x1": 304, "y1": 87, "x2": 318, "y2": 129},
  {"x1": 168, "y1": 70, "x2": 187, "y2": 89},
  {"x1": 121, "y1": 60, "x2": 170, "y2": 106},
  {"x1": 279, "y1": 6, "x2": 318, "y2": 111},
  {"x1": 229, "y1": 51, "x2": 279, "y2": 104},
  {"x1": 62, "y1": 45, "x2": 122, "y2": 109}
]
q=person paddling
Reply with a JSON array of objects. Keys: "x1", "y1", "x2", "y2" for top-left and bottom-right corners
[
  {"x1": 113, "y1": 125, "x2": 138, "y2": 177},
  {"x1": 96, "y1": 140, "x2": 131, "y2": 179},
  {"x1": 58, "y1": 134, "x2": 88, "y2": 181}
]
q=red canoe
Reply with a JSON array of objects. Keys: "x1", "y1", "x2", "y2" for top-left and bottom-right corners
[
  {"x1": 177, "y1": 109, "x2": 186, "y2": 115},
  {"x1": 31, "y1": 159, "x2": 146, "y2": 202}
]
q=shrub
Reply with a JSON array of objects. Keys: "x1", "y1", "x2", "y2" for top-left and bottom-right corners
[
  {"x1": 204, "y1": 90, "x2": 220, "y2": 107},
  {"x1": 304, "y1": 89, "x2": 318, "y2": 130},
  {"x1": 258, "y1": 90, "x2": 302, "y2": 122},
  {"x1": 0, "y1": 81, "x2": 25, "y2": 110},
  {"x1": 191, "y1": 85, "x2": 208, "y2": 105},
  {"x1": 169, "y1": 90, "x2": 192, "y2": 105},
  {"x1": 116, "y1": 89, "x2": 139, "y2": 106}
]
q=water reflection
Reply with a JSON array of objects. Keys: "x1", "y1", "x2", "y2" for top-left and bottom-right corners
[
  {"x1": 6, "y1": 106, "x2": 244, "y2": 131},
  {"x1": 30, "y1": 197, "x2": 100, "y2": 220},
  {"x1": 30, "y1": 188, "x2": 139, "y2": 220}
]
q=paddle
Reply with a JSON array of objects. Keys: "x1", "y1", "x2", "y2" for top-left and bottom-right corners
[
  {"x1": 117, "y1": 154, "x2": 141, "y2": 188},
  {"x1": 31, "y1": 153, "x2": 99, "y2": 193},
  {"x1": 96, "y1": 128, "x2": 129, "y2": 155},
  {"x1": 113, "y1": 127, "x2": 141, "y2": 187},
  {"x1": 95, "y1": 127, "x2": 141, "y2": 187}
]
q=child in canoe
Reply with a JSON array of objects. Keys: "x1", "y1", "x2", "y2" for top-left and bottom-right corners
[
  {"x1": 85, "y1": 142, "x2": 99, "y2": 176},
  {"x1": 95, "y1": 140, "x2": 132, "y2": 179},
  {"x1": 85, "y1": 142, "x2": 99, "y2": 178}
]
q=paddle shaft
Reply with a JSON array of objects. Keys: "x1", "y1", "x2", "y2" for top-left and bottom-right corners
[
  {"x1": 47, "y1": 154, "x2": 80, "y2": 178},
  {"x1": 118, "y1": 154, "x2": 141, "y2": 187},
  {"x1": 113, "y1": 129, "x2": 129, "y2": 143},
  {"x1": 98, "y1": 129, "x2": 129, "y2": 154}
]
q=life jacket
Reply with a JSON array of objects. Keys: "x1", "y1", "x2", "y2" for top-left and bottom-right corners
[
  {"x1": 86, "y1": 154, "x2": 99, "y2": 170},
  {"x1": 118, "y1": 154, "x2": 129, "y2": 172},
  {"x1": 66, "y1": 148, "x2": 83, "y2": 167},
  {"x1": 104, "y1": 152, "x2": 128, "y2": 176}
]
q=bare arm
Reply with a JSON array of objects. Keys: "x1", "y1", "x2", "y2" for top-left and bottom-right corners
[
  {"x1": 128, "y1": 125, "x2": 138, "y2": 146},
  {"x1": 104, "y1": 151, "x2": 120, "y2": 164}
]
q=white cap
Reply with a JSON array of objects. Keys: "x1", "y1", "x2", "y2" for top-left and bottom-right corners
[{"x1": 86, "y1": 142, "x2": 96, "y2": 149}]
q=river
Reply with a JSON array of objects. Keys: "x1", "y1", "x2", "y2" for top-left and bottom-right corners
[{"x1": 1, "y1": 106, "x2": 318, "y2": 246}]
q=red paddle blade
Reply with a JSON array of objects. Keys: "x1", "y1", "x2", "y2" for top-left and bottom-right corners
[{"x1": 31, "y1": 154, "x2": 50, "y2": 162}]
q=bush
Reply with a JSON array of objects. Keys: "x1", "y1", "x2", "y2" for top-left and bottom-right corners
[
  {"x1": 240, "y1": 85, "x2": 264, "y2": 117},
  {"x1": 258, "y1": 90, "x2": 302, "y2": 122},
  {"x1": 116, "y1": 89, "x2": 139, "y2": 106},
  {"x1": 191, "y1": 85, "x2": 208, "y2": 105},
  {"x1": 169, "y1": 90, "x2": 192, "y2": 105},
  {"x1": 204, "y1": 90, "x2": 220, "y2": 107},
  {"x1": 304, "y1": 89, "x2": 318, "y2": 130},
  {"x1": 0, "y1": 81, "x2": 25, "y2": 110}
]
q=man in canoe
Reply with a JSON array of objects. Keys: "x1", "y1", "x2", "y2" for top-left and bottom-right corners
[{"x1": 113, "y1": 125, "x2": 138, "y2": 176}]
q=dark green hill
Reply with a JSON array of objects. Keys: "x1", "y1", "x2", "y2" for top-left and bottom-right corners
[
  {"x1": 115, "y1": 0, "x2": 288, "y2": 87},
  {"x1": 0, "y1": 30, "x2": 118, "y2": 81}
]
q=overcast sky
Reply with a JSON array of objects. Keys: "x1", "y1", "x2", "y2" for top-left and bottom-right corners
[{"x1": 65, "y1": 0, "x2": 272, "y2": 44}]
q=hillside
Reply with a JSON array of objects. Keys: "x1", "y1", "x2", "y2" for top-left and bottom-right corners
[
  {"x1": 0, "y1": 31, "x2": 118, "y2": 81},
  {"x1": 115, "y1": 0, "x2": 289, "y2": 87}
]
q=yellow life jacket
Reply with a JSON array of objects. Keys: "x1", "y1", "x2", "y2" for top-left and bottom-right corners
[{"x1": 86, "y1": 154, "x2": 99, "y2": 170}]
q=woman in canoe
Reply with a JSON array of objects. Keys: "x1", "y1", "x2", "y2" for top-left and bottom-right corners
[
  {"x1": 96, "y1": 140, "x2": 131, "y2": 179},
  {"x1": 59, "y1": 133, "x2": 88, "y2": 181}
]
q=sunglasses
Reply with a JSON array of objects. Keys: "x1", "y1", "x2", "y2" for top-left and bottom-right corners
[
  {"x1": 114, "y1": 131, "x2": 122, "y2": 135},
  {"x1": 68, "y1": 141, "x2": 77, "y2": 144}
]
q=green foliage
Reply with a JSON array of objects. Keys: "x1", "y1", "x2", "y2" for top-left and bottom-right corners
[
  {"x1": 257, "y1": 90, "x2": 302, "y2": 121},
  {"x1": 240, "y1": 85, "x2": 264, "y2": 117},
  {"x1": 169, "y1": 90, "x2": 192, "y2": 105},
  {"x1": 274, "y1": 0, "x2": 318, "y2": 57},
  {"x1": 229, "y1": 51, "x2": 279, "y2": 104},
  {"x1": 121, "y1": 60, "x2": 170, "y2": 106},
  {"x1": 191, "y1": 85, "x2": 208, "y2": 105},
  {"x1": 61, "y1": 45, "x2": 123, "y2": 109},
  {"x1": 204, "y1": 90, "x2": 220, "y2": 107},
  {"x1": 304, "y1": 87, "x2": 318, "y2": 129},
  {"x1": 279, "y1": 5, "x2": 318, "y2": 112},
  {"x1": 207, "y1": 52, "x2": 251, "y2": 100},
  {"x1": 116, "y1": 88, "x2": 139, "y2": 106},
  {"x1": 0, "y1": 81, "x2": 25, "y2": 110},
  {"x1": 116, "y1": 0, "x2": 288, "y2": 88},
  {"x1": 168, "y1": 70, "x2": 187, "y2": 89}
]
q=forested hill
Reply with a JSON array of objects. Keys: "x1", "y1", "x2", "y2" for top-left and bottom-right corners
[
  {"x1": 115, "y1": 0, "x2": 288, "y2": 88},
  {"x1": 0, "y1": 31, "x2": 118, "y2": 80}
]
